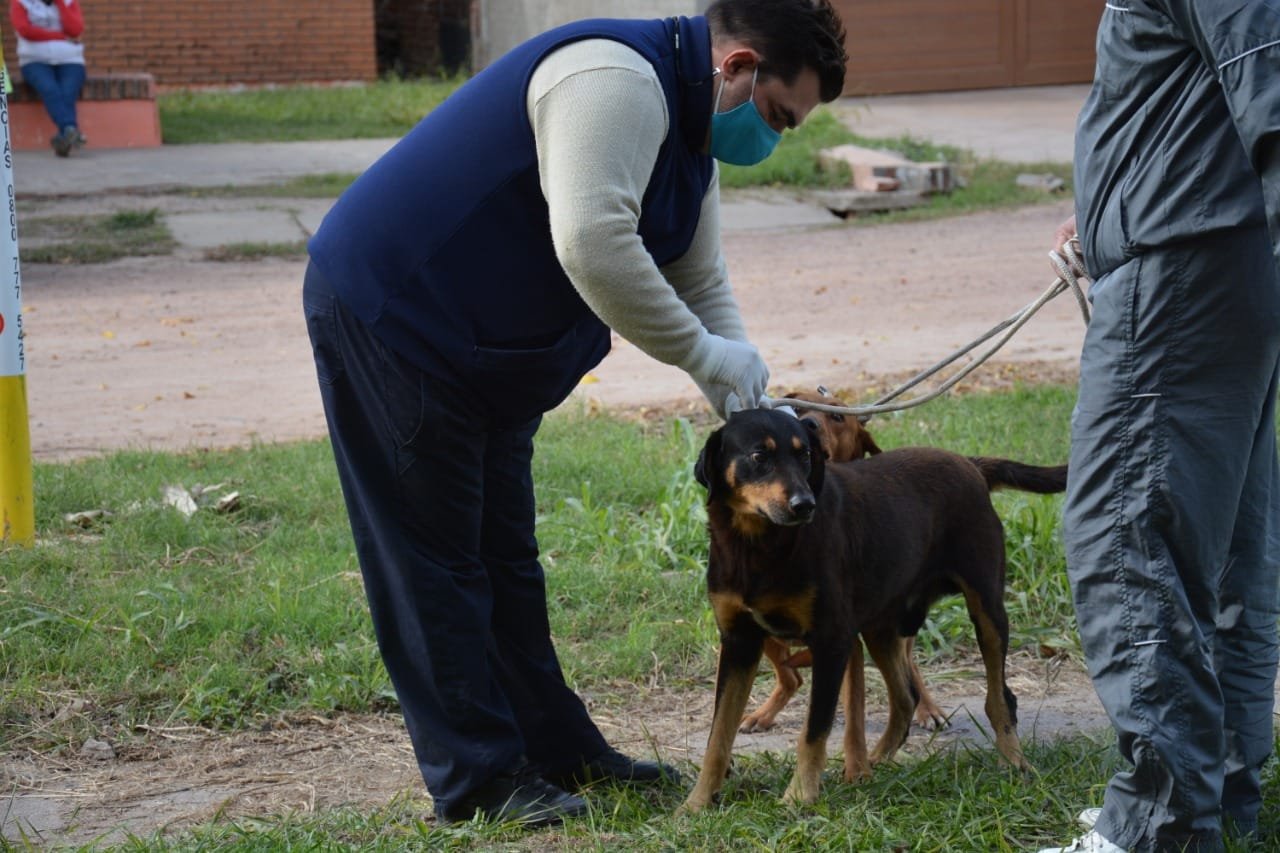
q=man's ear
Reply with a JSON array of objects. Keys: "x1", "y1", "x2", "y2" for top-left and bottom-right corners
[
  {"x1": 807, "y1": 428, "x2": 826, "y2": 498},
  {"x1": 694, "y1": 427, "x2": 724, "y2": 494},
  {"x1": 719, "y1": 46, "x2": 762, "y2": 78}
]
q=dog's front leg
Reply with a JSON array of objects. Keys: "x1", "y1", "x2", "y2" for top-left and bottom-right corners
[
  {"x1": 681, "y1": 627, "x2": 764, "y2": 812},
  {"x1": 783, "y1": 641, "x2": 848, "y2": 805},
  {"x1": 841, "y1": 638, "x2": 870, "y2": 782}
]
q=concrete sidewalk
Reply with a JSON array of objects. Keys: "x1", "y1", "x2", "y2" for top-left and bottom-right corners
[
  {"x1": 10, "y1": 85, "x2": 1087, "y2": 247},
  {"x1": 835, "y1": 84, "x2": 1087, "y2": 163}
]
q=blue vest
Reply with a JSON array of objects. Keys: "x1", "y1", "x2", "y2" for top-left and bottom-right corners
[{"x1": 308, "y1": 16, "x2": 717, "y2": 424}]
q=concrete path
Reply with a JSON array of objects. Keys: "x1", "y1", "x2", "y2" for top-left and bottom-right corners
[
  {"x1": 9, "y1": 85, "x2": 1087, "y2": 252},
  {"x1": 835, "y1": 84, "x2": 1088, "y2": 163}
]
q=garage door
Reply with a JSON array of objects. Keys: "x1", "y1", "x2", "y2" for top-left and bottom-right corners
[{"x1": 833, "y1": 0, "x2": 1103, "y2": 95}]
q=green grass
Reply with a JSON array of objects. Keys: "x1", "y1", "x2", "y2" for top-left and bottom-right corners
[
  {"x1": 157, "y1": 77, "x2": 463, "y2": 144},
  {"x1": 717, "y1": 109, "x2": 861, "y2": 189},
  {"x1": 5, "y1": 388, "x2": 1275, "y2": 850},
  {"x1": 182, "y1": 172, "x2": 362, "y2": 199},
  {"x1": 17, "y1": 209, "x2": 176, "y2": 264},
  {"x1": 202, "y1": 240, "x2": 309, "y2": 262}
]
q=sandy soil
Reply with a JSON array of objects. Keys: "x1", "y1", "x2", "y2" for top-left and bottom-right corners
[{"x1": 5, "y1": 197, "x2": 1104, "y2": 846}]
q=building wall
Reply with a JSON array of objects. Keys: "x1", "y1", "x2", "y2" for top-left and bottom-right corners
[
  {"x1": 472, "y1": 0, "x2": 702, "y2": 68},
  {"x1": 3, "y1": 0, "x2": 377, "y2": 88}
]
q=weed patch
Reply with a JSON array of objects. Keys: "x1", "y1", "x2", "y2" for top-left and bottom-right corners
[{"x1": 18, "y1": 208, "x2": 176, "y2": 264}]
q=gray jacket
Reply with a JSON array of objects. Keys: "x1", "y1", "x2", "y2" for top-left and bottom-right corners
[{"x1": 1075, "y1": 1, "x2": 1280, "y2": 277}]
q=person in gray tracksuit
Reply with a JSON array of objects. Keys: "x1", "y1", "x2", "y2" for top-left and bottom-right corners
[{"x1": 1042, "y1": 3, "x2": 1280, "y2": 852}]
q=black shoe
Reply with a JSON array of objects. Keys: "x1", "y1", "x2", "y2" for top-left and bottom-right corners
[
  {"x1": 544, "y1": 747, "x2": 681, "y2": 790},
  {"x1": 50, "y1": 128, "x2": 72, "y2": 158},
  {"x1": 436, "y1": 763, "x2": 588, "y2": 827}
]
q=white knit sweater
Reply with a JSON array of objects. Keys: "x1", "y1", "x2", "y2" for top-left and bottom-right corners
[{"x1": 526, "y1": 39, "x2": 749, "y2": 375}]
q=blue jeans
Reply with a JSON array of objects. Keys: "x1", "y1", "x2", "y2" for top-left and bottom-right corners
[
  {"x1": 20, "y1": 62, "x2": 84, "y2": 131},
  {"x1": 301, "y1": 261, "x2": 608, "y2": 813}
]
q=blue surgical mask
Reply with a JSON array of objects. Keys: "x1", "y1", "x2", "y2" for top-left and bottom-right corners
[{"x1": 709, "y1": 66, "x2": 781, "y2": 166}]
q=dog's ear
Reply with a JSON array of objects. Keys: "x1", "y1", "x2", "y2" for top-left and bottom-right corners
[
  {"x1": 806, "y1": 428, "x2": 826, "y2": 497},
  {"x1": 694, "y1": 427, "x2": 724, "y2": 494}
]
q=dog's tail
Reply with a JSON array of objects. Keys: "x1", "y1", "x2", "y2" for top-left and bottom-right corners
[{"x1": 969, "y1": 457, "x2": 1067, "y2": 494}]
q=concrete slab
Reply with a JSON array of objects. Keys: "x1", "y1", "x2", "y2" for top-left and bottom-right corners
[
  {"x1": 12, "y1": 139, "x2": 397, "y2": 198},
  {"x1": 833, "y1": 84, "x2": 1089, "y2": 163},
  {"x1": 166, "y1": 210, "x2": 309, "y2": 249},
  {"x1": 718, "y1": 191, "x2": 842, "y2": 231}
]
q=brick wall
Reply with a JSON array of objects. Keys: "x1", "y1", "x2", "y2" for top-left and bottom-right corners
[{"x1": 3, "y1": 0, "x2": 377, "y2": 89}]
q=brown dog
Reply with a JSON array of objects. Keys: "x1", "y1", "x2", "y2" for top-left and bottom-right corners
[
  {"x1": 742, "y1": 389, "x2": 951, "y2": 733},
  {"x1": 682, "y1": 408, "x2": 1065, "y2": 810}
]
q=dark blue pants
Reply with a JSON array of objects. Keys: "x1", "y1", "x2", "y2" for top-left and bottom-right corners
[
  {"x1": 302, "y1": 262, "x2": 607, "y2": 814},
  {"x1": 19, "y1": 62, "x2": 84, "y2": 132}
]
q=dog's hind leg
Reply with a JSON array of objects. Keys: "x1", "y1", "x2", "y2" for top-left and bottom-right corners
[
  {"x1": 783, "y1": 641, "x2": 849, "y2": 805},
  {"x1": 681, "y1": 629, "x2": 765, "y2": 812},
  {"x1": 863, "y1": 628, "x2": 917, "y2": 765},
  {"x1": 841, "y1": 638, "x2": 870, "y2": 782},
  {"x1": 957, "y1": 576, "x2": 1031, "y2": 771},
  {"x1": 741, "y1": 637, "x2": 801, "y2": 733},
  {"x1": 904, "y1": 637, "x2": 948, "y2": 729}
]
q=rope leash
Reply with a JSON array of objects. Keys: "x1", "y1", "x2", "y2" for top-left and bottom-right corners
[{"x1": 778, "y1": 237, "x2": 1091, "y2": 420}]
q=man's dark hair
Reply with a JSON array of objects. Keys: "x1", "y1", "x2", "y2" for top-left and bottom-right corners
[{"x1": 706, "y1": 0, "x2": 848, "y2": 102}]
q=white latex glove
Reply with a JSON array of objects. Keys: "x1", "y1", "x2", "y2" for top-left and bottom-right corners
[
  {"x1": 717, "y1": 392, "x2": 796, "y2": 419},
  {"x1": 682, "y1": 334, "x2": 769, "y2": 414},
  {"x1": 761, "y1": 395, "x2": 797, "y2": 418},
  {"x1": 693, "y1": 379, "x2": 735, "y2": 420}
]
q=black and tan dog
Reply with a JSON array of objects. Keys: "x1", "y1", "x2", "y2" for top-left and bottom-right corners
[
  {"x1": 742, "y1": 389, "x2": 953, "y2": 733},
  {"x1": 681, "y1": 408, "x2": 1065, "y2": 810}
]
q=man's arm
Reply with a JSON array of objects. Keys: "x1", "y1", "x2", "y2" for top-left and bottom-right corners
[{"x1": 530, "y1": 40, "x2": 767, "y2": 411}]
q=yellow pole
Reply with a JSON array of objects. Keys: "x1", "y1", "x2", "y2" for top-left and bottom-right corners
[{"x1": 0, "y1": 42, "x2": 34, "y2": 547}]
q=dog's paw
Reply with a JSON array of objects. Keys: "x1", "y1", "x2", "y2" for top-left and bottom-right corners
[
  {"x1": 738, "y1": 713, "x2": 778, "y2": 733},
  {"x1": 782, "y1": 774, "x2": 820, "y2": 806},
  {"x1": 913, "y1": 703, "x2": 949, "y2": 730},
  {"x1": 677, "y1": 793, "x2": 714, "y2": 814},
  {"x1": 841, "y1": 763, "x2": 871, "y2": 784}
]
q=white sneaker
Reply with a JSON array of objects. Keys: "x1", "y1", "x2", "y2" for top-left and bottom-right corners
[
  {"x1": 1035, "y1": 830, "x2": 1125, "y2": 853},
  {"x1": 1077, "y1": 808, "x2": 1102, "y2": 830}
]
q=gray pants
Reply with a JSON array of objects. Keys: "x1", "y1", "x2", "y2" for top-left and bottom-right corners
[{"x1": 1064, "y1": 226, "x2": 1280, "y2": 852}]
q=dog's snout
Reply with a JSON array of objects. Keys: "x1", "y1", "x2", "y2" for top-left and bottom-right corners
[{"x1": 788, "y1": 492, "x2": 816, "y2": 520}]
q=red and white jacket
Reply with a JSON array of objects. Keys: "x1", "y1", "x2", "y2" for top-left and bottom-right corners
[{"x1": 10, "y1": 0, "x2": 84, "y2": 66}]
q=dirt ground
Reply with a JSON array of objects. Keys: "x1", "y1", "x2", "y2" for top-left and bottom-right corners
[
  {"x1": 5, "y1": 197, "x2": 1108, "y2": 846},
  {"x1": 18, "y1": 198, "x2": 1087, "y2": 459},
  {"x1": 3, "y1": 650, "x2": 1106, "y2": 847}
]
